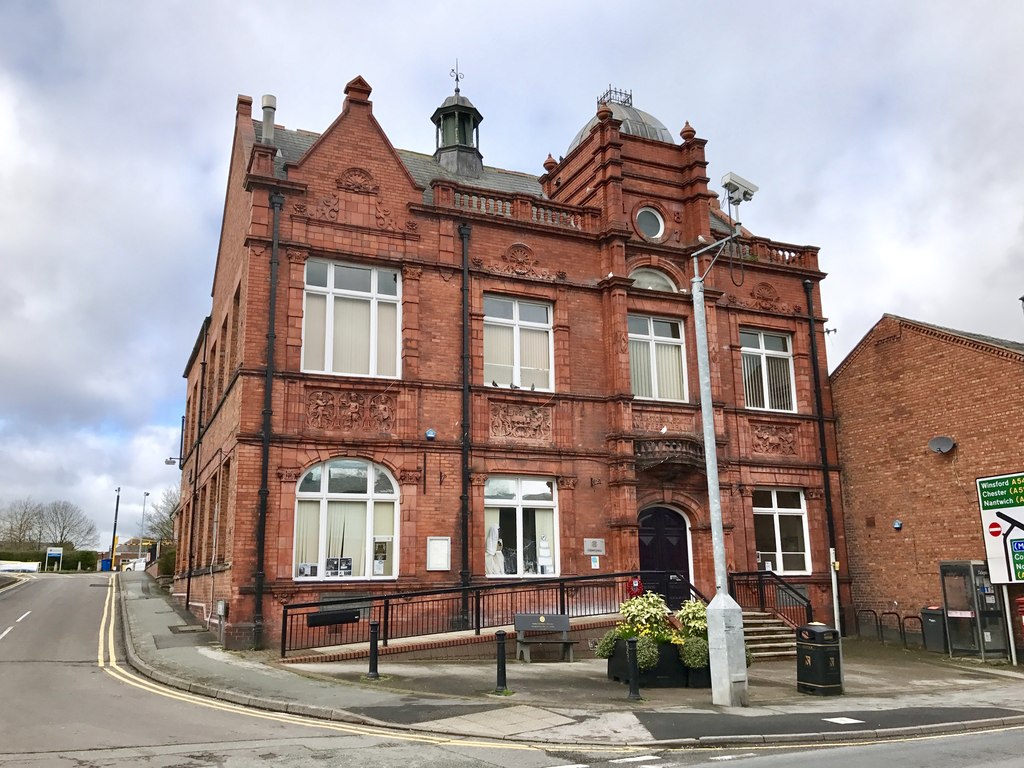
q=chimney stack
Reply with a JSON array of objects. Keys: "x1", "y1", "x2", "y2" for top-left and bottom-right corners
[{"x1": 261, "y1": 94, "x2": 277, "y2": 145}]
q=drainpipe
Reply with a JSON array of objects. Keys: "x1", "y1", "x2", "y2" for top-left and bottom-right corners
[
  {"x1": 254, "y1": 190, "x2": 285, "y2": 649},
  {"x1": 458, "y1": 223, "x2": 472, "y2": 624},
  {"x1": 803, "y1": 280, "x2": 841, "y2": 634},
  {"x1": 185, "y1": 317, "x2": 210, "y2": 613}
]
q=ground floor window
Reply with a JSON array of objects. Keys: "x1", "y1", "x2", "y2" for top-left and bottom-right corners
[
  {"x1": 484, "y1": 476, "x2": 557, "y2": 577},
  {"x1": 293, "y1": 458, "x2": 398, "y2": 580},
  {"x1": 752, "y1": 488, "x2": 809, "y2": 574}
]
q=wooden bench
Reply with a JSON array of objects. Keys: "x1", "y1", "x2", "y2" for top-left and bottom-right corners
[{"x1": 513, "y1": 613, "x2": 578, "y2": 662}]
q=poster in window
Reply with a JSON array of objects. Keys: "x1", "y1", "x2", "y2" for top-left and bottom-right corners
[
  {"x1": 326, "y1": 557, "x2": 340, "y2": 577},
  {"x1": 338, "y1": 557, "x2": 352, "y2": 576},
  {"x1": 374, "y1": 541, "x2": 388, "y2": 559}
]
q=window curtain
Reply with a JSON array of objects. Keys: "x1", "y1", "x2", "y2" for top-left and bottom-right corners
[
  {"x1": 295, "y1": 501, "x2": 320, "y2": 571},
  {"x1": 519, "y1": 328, "x2": 550, "y2": 388},
  {"x1": 742, "y1": 353, "x2": 765, "y2": 408},
  {"x1": 333, "y1": 297, "x2": 370, "y2": 374},
  {"x1": 765, "y1": 356, "x2": 793, "y2": 410},
  {"x1": 483, "y1": 324, "x2": 513, "y2": 385},
  {"x1": 376, "y1": 302, "x2": 397, "y2": 376},
  {"x1": 327, "y1": 501, "x2": 366, "y2": 575},
  {"x1": 303, "y1": 293, "x2": 326, "y2": 371},
  {"x1": 629, "y1": 339, "x2": 652, "y2": 397},
  {"x1": 654, "y1": 342, "x2": 684, "y2": 400}
]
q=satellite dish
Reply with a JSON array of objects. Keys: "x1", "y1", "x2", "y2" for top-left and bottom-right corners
[{"x1": 927, "y1": 436, "x2": 956, "y2": 454}]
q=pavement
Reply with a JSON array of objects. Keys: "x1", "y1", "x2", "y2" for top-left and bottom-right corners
[{"x1": 115, "y1": 571, "x2": 1024, "y2": 747}]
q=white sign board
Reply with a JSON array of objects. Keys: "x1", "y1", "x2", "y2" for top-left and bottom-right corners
[
  {"x1": 976, "y1": 471, "x2": 1024, "y2": 584},
  {"x1": 46, "y1": 547, "x2": 63, "y2": 557}
]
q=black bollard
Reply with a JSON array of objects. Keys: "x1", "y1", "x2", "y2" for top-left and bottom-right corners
[
  {"x1": 495, "y1": 630, "x2": 508, "y2": 693},
  {"x1": 626, "y1": 637, "x2": 641, "y2": 700},
  {"x1": 367, "y1": 620, "x2": 380, "y2": 679}
]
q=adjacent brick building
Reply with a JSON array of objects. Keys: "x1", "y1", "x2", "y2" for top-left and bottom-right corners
[
  {"x1": 831, "y1": 314, "x2": 1024, "y2": 650},
  {"x1": 174, "y1": 76, "x2": 848, "y2": 649}
]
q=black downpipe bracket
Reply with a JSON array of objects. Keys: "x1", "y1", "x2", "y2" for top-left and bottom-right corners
[
  {"x1": 802, "y1": 280, "x2": 838, "y2": 553},
  {"x1": 254, "y1": 191, "x2": 285, "y2": 648},
  {"x1": 458, "y1": 223, "x2": 472, "y2": 626}
]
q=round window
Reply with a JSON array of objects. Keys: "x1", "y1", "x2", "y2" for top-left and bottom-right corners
[{"x1": 636, "y1": 207, "x2": 664, "y2": 240}]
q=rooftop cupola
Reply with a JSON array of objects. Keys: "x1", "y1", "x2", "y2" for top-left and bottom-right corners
[{"x1": 431, "y1": 66, "x2": 484, "y2": 179}]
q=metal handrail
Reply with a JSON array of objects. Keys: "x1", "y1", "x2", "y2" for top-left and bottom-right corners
[
  {"x1": 280, "y1": 570, "x2": 705, "y2": 656},
  {"x1": 728, "y1": 571, "x2": 813, "y2": 627}
]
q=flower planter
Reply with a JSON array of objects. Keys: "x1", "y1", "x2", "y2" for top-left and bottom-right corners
[
  {"x1": 686, "y1": 664, "x2": 711, "y2": 688},
  {"x1": 606, "y1": 639, "x2": 689, "y2": 688}
]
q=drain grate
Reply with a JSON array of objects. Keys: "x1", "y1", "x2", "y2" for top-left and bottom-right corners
[{"x1": 168, "y1": 624, "x2": 208, "y2": 634}]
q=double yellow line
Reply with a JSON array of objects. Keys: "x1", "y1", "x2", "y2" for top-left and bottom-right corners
[{"x1": 94, "y1": 575, "x2": 542, "y2": 748}]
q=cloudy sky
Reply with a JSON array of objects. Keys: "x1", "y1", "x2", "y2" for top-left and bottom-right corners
[{"x1": 2, "y1": 1, "x2": 1022, "y2": 550}]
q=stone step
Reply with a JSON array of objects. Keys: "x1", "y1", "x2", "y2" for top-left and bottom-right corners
[{"x1": 752, "y1": 649, "x2": 797, "y2": 661}]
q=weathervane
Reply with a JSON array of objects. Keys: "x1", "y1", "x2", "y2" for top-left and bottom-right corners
[{"x1": 450, "y1": 60, "x2": 463, "y2": 94}]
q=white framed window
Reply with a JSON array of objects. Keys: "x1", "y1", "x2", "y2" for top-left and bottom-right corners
[
  {"x1": 740, "y1": 329, "x2": 795, "y2": 412},
  {"x1": 635, "y1": 206, "x2": 665, "y2": 240},
  {"x1": 628, "y1": 314, "x2": 687, "y2": 401},
  {"x1": 483, "y1": 296, "x2": 553, "y2": 390},
  {"x1": 301, "y1": 260, "x2": 401, "y2": 377},
  {"x1": 752, "y1": 489, "x2": 810, "y2": 574},
  {"x1": 293, "y1": 458, "x2": 399, "y2": 580},
  {"x1": 484, "y1": 476, "x2": 558, "y2": 577},
  {"x1": 629, "y1": 267, "x2": 677, "y2": 292}
]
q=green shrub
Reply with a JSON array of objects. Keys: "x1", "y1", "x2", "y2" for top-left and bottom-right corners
[
  {"x1": 679, "y1": 635, "x2": 710, "y2": 668},
  {"x1": 158, "y1": 547, "x2": 176, "y2": 576},
  {"x1": 595, "y1": 627, "x2": 661, "y2": 670}
]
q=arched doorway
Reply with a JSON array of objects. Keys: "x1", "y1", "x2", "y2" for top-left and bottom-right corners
[{"x1": 638, "y1": 506, "x2": 691, "y2": 598}]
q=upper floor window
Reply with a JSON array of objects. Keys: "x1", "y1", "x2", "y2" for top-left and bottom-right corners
[
  {"x1": 483, "y1": 296, "x2": 553, "y2": 390},
  {"x1": 629, "y1": 268, "x2": 677, "y2": 292},
  {"x1": 752, "y1": 488, "x2": 809, "y2": 574},
  {"x1": 294, "y1": 458, "x2": 399, "y2": 580},
  {"x1": 740, "y1": 329, "x2": 795, "y2": 412},
  {"x1": 302, "y1": 260, "x2": 400, "y2": 377},
  {"x1": 628, "y1": 315, "x2": 686, "y2": 401},
  {"x1": 484, "y1": 476, "x2": 558, "y2": 577}
]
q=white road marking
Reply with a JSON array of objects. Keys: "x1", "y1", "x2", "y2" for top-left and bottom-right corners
[
  {"x1": 611, "y1": 758, "x2": 662, "y2": 764},
  {"x1": 16, "y1": 611, "x2": 31, "y2": 622},
  {"x1": 822, "y1": 716, "x2": 865, "y2": 725},
  {"x1": 0, "y1": 626, "x2": 12, "y2": 640},
  {"x1": 547, "y1": 764, "x2": 590, "y2": 768},
  {"x1": 710, "y1": 755, "x2": 757, "y2": 762}
]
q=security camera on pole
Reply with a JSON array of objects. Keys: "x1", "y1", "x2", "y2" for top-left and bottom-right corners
[{"x1": 691, "y1": 172, "x2": 758, "y2": 707}]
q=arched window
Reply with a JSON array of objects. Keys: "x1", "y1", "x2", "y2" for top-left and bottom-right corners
[
  {"x1": 629, "y1": 268, "x2": 677, "y2": 292},
  {"x1": 293, "y1": 458, "x2": 399, "y2": 579}
]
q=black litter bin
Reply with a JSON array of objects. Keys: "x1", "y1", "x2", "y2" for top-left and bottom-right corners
[
  {"x1": 796, "y1": 623, "x2": 842, "y2": 696},
  {"x1": 920, "y1": 606, "x2": 947, "y2": 653}
]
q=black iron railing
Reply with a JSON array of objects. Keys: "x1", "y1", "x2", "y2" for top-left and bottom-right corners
[
  {"x1": 728, "y1": 571, "x2": 813, "y2": 627},
  {"x1": 280, "y1": 570, "x2": 705, "y2": 656}
]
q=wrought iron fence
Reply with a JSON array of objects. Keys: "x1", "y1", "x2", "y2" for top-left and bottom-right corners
[
  {"x1": 281, "y1": 570, "x2": 704, "y2": 656},
  {"x1": 728, "y1": 571, "x2": 813, "y2": 627}
]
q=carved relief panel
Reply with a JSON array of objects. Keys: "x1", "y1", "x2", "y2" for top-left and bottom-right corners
[
  {"x1": 305, "y1": 389, "x2": 397, "y2": 433},
  {"x1": 489, "y1": 402, "x2": 553, "y2": 442}
]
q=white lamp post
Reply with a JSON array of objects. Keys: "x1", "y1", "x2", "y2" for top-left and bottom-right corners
[
  {"x1": 690, "y1": 172, "x2": 758, "y2": 707},
  {"x1": 138, "y1": 491, "x2": 150, "y2": 561}
]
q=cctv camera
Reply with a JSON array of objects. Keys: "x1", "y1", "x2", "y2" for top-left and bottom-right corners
[{"x1": 721, "y1": 172, "x2": 758, "y2": 205}]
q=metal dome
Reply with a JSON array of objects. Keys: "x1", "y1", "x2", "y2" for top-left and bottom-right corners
[{"x1": 568, "y1": 101, "x2": 675, "y2": 153}]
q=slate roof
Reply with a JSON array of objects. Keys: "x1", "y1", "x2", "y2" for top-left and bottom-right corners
[
  {"x1": 886, "y1": 314, "x2": 1024, "y2": 356},
  {"x1": 254, "y1": 122, "x2": 545, "y2": 204}
]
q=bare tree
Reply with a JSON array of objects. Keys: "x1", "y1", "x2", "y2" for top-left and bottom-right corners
[
  {"x1": 39, "y1": 500, "x2": 98, "y2": 549},
  {"x1": 147, "y1": 486, "x2": 180, "y2": 542},
  {"x1": 0, "y1": 498, "x2": 44, "y2": 550}
]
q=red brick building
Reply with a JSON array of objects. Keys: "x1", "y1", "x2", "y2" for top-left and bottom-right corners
[
  {"x1": 831, "y1": 314, "x2": 1024, "y2": 649},
  {"x1": 175, "y1": 77, "x2": 848, "y2": 649}
]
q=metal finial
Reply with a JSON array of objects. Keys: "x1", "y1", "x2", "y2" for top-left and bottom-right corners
[{"x1": 450, "y1": 60, "x2": 463, "y2": 93}]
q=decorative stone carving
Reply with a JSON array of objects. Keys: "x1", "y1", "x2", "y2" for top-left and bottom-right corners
[
  {"x1": 501, "y1": 243, "x2": 540, "y2": 276},
  {"x1": 751, "y1": 422, "x2": 797, "y2": 455},
  {"x1": 336, "y1": 167, "x2": 379, "y2": 194},
  {"x1": 631, "y1": 412, "x2": 695, "y2": 434},
  {"x1": 402, "y1": 265, "x2": 422, "y2": 280},
  {"x1": 736, "y1": 484, "x2": 754, "y2": 497},
  {"x1": 489, "y1": 402, "x2": 553, "y2": 441},
  {"x1": 725, "y1": 282, "x2": 801, "y2": 315},
  {"x1": 277, "y1": 467, "x2": 301, "y2": 482},
  {"x1": 617, "y1": 331, "x2": 628, "y2": 354},
  {"x1": 471, "y1": 256, "x2": 484, "y2": 267},
  {"x1": 557, "y1": 477, "x2": 578, "y2": 490},
  {"x1": 405, "y1": 220, "x2": 418, "y2": 232},
  {"x1": 306, "y1": 390, "x2": 337, "y2": 430},
  {"x1": 314, "y1": 193, "x2": 340, "y2": 221},
  {"x1": 304, "y1": 390, "x2": 396, "y2": 433},
  {"x1": 286, "y1": 248, "x2": 308, "y2": 264},
  {"x1": 399, "y1": 469, "x2": 423, "y2": 485},
  {"x1": 292, "y1": 202, "x2": 308, "y2": 215},
  {"x1": 375, "y1": 198, "x2": 397, "y2": 231},
  {"x1": 471, "y1": 473, "x2": 488, "y2": 486},
  {"x1": 806, "y1": 487, "x2": 825, "y2": 500}
]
